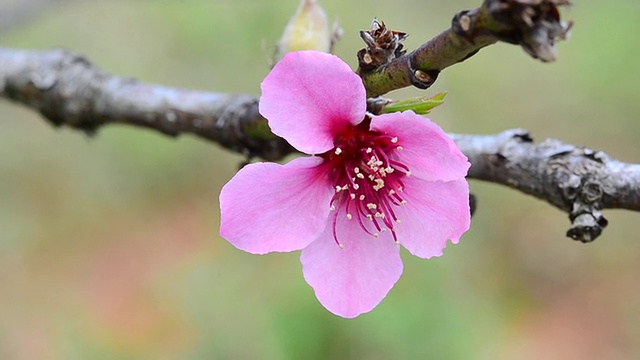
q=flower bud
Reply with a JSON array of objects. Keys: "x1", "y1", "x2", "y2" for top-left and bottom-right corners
[{"x1": 273, "y1": 0, "x2": 331, "y2": 63}]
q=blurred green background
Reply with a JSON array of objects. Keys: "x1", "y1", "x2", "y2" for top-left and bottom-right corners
[{"x1": 1, "y1": 0, "x2": 639, "y2": 359}]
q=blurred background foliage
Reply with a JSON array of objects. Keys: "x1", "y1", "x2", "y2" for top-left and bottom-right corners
[{"x1": 1, "y1": 0, "x2": 639, "y2": 359}]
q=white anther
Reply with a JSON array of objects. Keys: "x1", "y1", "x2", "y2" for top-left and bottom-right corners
[
  {"x1": 366, "y1": 214, "x2": 373, "y2": 220},
  {"x1": 339, "y1": 244, "x2": 345, "y2": 249},
  {"x1": 396, "y1": 146, "x2": 403, "y2": 151},
  {"x1": 352, "y1": 184, "x2": 360, "y2": 190},
  {"x1": 389, "y1": 189, "x2": 396, "y2": 195},
  {"x1": 373, "y1": 179, "x2": 385, "y2": 191},
  {"x1": 356, "y1": 173, "x2": 365, "y2": 179},
  {"x1": 334, "y1": 147, "x2": 343, "y2": 155},
  {"x1": 396, "y1": 219, "x2": 402, "y2": 224},
  {"x1": 366, "y1": 203, "x2": 377, "y2": 210},
  {"x1": 406, "y1": 171, "x2": 412, "y2": 177},
  {"x1": 330, "y1": 205, "x2": 336, "y2": 211},
  {"x1": 354, "y1": 167, "x2": 360, "y2": 174},
  {"x1": 391, "y1": 137, "x2": 398, "y2": 143},
  {"x1": 346, "y1": 213, "x2": 353, "y2": 220},
  {"x1": 335, "y1": 185, "x2": 342, "y2": 192},
  {"x1": 359, "y1": 195, "x2": 365, "y2": 201},
  {"x1": 350, "y1": 193, "x2": 356, "y2": 200},
  {"x1": 373, "y1": 233, "x2": 379, "y2": 238},
  {"x1": 385, "y1": 167, "x2": 394, "y2": 173},
  {"x1": 366, "y1": 148, "x2": 373, "y2": 154},
  {"x1": 375, "y1": 212, "x2": 384, "y2": 218},
  {"x1": 400, "y1": 200, "x2": 407, "y2": 205}
]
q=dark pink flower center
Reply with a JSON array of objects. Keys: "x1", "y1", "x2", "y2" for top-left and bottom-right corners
[{"x1": 320, "y1": 118, "x2": 410, "y2": 247}]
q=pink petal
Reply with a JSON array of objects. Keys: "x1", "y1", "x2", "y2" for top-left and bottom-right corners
[
  {"x1": 370, "y1": 111, "x2": 470, "y2": 182},
  {"x1": 260, "y1": 51, "x2": 366, "y2": 155},
  {"x1": 393, "y1": 176, "x2": 470, "y2": 259},
  {"x1": 219, "y1": 156, "x2": 333, "y2": 254},
  {"x1": 300, "y1": 215, "x2": 403, "y2": 318}
]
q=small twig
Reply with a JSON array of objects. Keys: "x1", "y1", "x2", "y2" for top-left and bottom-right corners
[{"x1": 358, "y1": 0, "x2": 572, "y2": 97}]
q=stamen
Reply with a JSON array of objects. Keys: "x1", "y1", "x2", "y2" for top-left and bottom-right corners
[
  {"x1": 391, "y1": 229, "x2": 399, "y2": 243},
  {"x1": 324, "y1": 124, "x2": 414, "y2": 246},
  {"x1": 331, "y1": 209, "x2": 342, "y2": 248},
  {"x1": 390, "y1": 160, "x2": 410, "y2": 173},
  {"x1": 373, "y1": 179, "x2": 385, "y2": 191}
]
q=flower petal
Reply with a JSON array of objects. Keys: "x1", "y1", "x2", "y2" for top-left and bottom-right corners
[
  {"x1": 219, "y1": 156, "x2": 333, "y2": 254},
  {"x1": 393, "y1": 176, "x2": 470, "y2": 259},
  {"x1": 260, "y1": 51, "x2": 366, "y2": 154},
  {"x1": 370, "y1": 111, "x2": 470, "y2": 182},
  {"x1": 300, "y1": 215, "x2": 403, "y2": 318}
]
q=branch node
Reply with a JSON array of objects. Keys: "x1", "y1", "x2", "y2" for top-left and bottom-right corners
[
  {"x1": 486, "y1": 0, "x2": 573, "y2": 62},
  {"x1": 559, "y1": 174, "x2": 581, "y2": 200},
  {"x1": 452, "y1": 9, "x2": 479, "y2": 40},
  {"x1": 567, "y1": 211, "x2": 608, "y2": 243},
  {"x1": 408, "y1": 57, "x2": 439, "y2": 89}
]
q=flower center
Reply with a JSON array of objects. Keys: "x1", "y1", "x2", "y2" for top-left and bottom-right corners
[{"x1": 320, "y1": 119, "x2": 410, "y2": 247}]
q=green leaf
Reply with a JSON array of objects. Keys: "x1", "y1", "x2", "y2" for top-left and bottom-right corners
[{"x1": 382, "y1": 92, "x2": 447, "y2": 115}]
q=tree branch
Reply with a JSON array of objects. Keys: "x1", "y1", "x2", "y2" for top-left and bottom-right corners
[
  {"x1": 1, "y1": 46, "x2": 638, "y2": 242},
  {"x1": 358, "y1": 0, "x2": 572, "y2": 97},
  {"x1": 0, "y1": 47, "x2": 293, "y2": 161},
  {"x1": 451, "y1": 130, "x2": 640, "y2": 242}
]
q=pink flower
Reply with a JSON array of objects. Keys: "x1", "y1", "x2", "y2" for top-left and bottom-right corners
[{"x1": 219, "y1": 50, "x2": 470, "y2": 318}]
